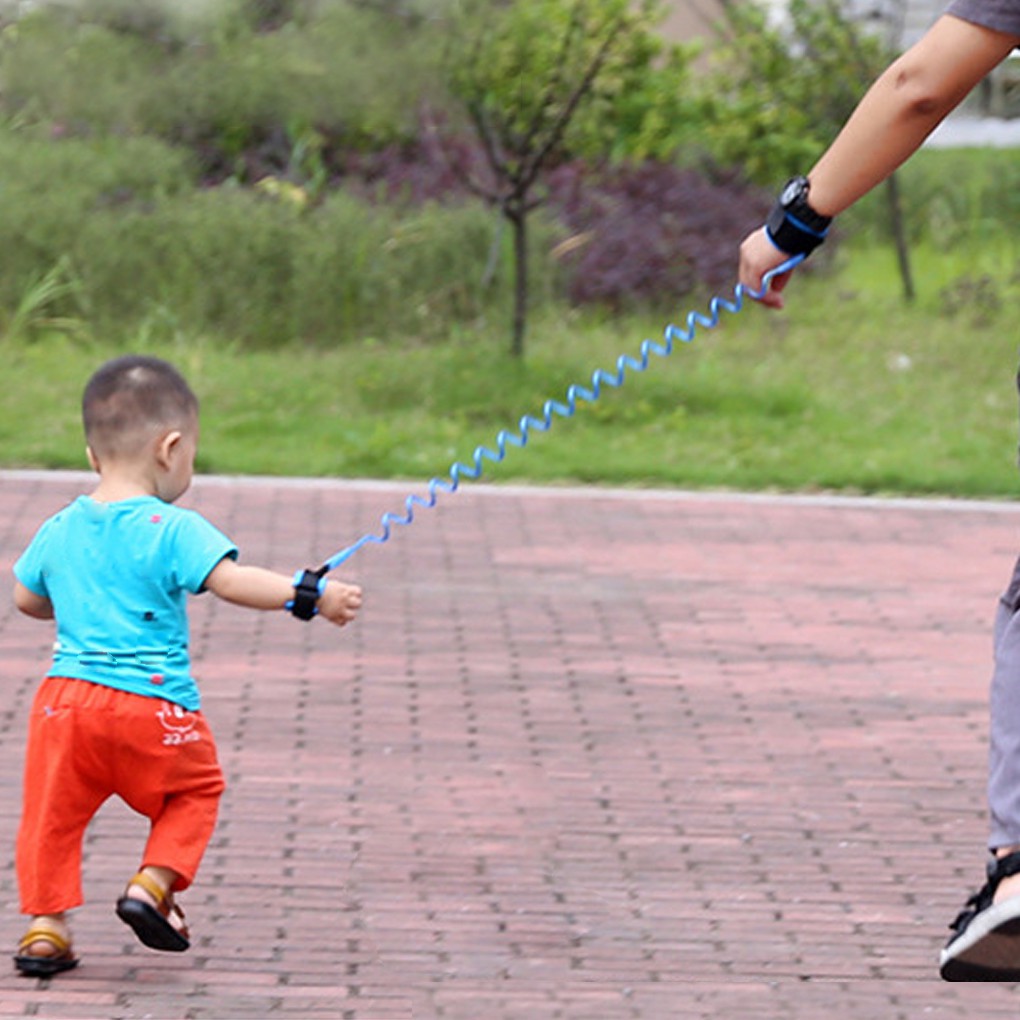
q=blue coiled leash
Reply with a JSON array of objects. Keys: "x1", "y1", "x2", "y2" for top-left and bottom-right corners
[{"x1": 287, "y1": 256, "x2": 804, "y2": 619}]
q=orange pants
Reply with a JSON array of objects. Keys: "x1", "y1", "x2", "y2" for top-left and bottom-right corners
[{"x1": 17, "y1": 676, "x2": 225, "y2": 916}]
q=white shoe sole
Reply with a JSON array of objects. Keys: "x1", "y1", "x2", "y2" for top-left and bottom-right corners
[{"x1": 940, "y1": 898, "x2": 1020, "y2": 981}]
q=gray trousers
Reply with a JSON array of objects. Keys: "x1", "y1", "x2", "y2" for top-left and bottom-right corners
[{"x1": 989, "y1": 555, "x2": 1020, "y2": 849}]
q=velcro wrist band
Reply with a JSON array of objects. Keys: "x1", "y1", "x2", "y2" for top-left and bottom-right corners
[
  {"x1": 287, "y1": 568, "x2": 326, "y2": 621},
  {"x1": 765, "y1": 203, "x2": 830, "y2": 257}
]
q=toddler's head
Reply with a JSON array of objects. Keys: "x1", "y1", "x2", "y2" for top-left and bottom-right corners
[{"x1": 82, "y1": 356, "x2": 199, "y2": 498}]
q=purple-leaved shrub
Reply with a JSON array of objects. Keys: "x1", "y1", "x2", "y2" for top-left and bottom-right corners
[
  {"x1": 334, "y1": 129, "x2": 775, "y2": 309},
  {"x1": 546, "y1": 161, "x2": 772, "y2": 308}
]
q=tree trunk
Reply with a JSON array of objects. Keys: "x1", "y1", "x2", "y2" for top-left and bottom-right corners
[
  {"x1": 885, "y1": 172, "x2": 915, "y2": 304},
  {"x1": 509, "y1": 203, "x2": 528, "y2": 359}
]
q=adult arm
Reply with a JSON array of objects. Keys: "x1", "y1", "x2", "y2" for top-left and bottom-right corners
[{"x1": 741, "y1": 15, "x2": 1020, "y2": 307}]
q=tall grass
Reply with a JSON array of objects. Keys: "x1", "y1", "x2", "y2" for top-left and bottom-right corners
[
  {"x1": 2, "y1": 257, "x2": 86, "y2": 343},
  {"x1": 0, "y1": 128, "x2": 554, "y2": 345}
]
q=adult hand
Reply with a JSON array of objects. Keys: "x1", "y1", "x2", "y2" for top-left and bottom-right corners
[{"x1": 739, "y1": 227, "x2": 797, "y2": 310}]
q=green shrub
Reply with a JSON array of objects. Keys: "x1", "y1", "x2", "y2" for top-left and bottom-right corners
[
  {"x1": 0, "y1": 100, "x2": 564, "y2": 346},
  {"x1": 290, "y1": 195, "x2": 559, "y2": 343},
  {"x1": 0, "y1": 9, "x2": 165, "y2": 134},
  {"x1": 266, "y1": 4, "x2": 444, "y2": 143},
  {"x1": 0, "y1": 130, "x2": 195, "y2": 308},
  {"x1": 2, "y1": 178, "x2": 553, "y2": 345},
  {"x1": 75, "y1": 187, "x2": 301, "y2": 343},
  {"x1": 0, "y1": 2, "x2": 445, "y2": 163},
  {"x1": 132, "y1": 3, "x2": 443, "y2": 161}
]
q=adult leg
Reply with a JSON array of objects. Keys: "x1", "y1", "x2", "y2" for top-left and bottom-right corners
[
  {"x1": 989, "y1": 563, "x2": 1020, "y2": 850},
  {"x1": 941, "y1": 557, "x2": 1020, "y2": 980}
]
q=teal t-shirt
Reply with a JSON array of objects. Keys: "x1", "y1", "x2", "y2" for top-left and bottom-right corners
[{"x1": 14, "y1": 495, "x2": 238, "y2": 711}]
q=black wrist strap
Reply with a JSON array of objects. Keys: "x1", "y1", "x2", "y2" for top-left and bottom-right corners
[
  {"x1": 766, "y1": 202, "x2": 831, "y2": 257},
  {"x1": 288, "y1": 566, "x2": 327, "y2": 621}
]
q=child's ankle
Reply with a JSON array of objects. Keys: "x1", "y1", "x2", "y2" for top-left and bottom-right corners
[
  {"x1": 22, "y1": 913, "x2": 70, "y2": 955},
  {"x1": 139, "y1": 865, "x2": 179, "y2": 894},
  {"x1": 31, "y1": 912, "x2": 67, "y2": 928}
]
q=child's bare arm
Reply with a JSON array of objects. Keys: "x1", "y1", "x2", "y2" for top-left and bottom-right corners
[
  {"x1": 13, "y1": 581, "x2": 54, "y2": 620},
  {"x1": 204, "y1": 557, "x2": 362, "y2": 626}
]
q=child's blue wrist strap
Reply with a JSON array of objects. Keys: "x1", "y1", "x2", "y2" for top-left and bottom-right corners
[{"x1": 287, "y1": 567, "x2": 327, "y2": 621}]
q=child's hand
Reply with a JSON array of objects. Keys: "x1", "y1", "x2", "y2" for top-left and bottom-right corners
[{"x1": 317, "y1": 579, "x2": 362, "y2": 627}]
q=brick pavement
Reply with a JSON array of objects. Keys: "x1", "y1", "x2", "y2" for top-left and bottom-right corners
[{"x1": 3, "y1": 471, "x2": 1020, "y2": 1018}]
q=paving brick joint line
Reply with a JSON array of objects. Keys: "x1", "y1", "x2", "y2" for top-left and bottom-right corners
[{"x1": 2, "y1": 471, "x2": 1020, "y2": 1018}]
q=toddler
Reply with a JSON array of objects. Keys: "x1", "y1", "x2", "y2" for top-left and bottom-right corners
[{"x1": 11, "y1": 354, "x2": 362, "y2": 976}]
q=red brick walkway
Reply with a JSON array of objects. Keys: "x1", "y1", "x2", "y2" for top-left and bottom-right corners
[{"x1": 3, "y1": 471, "x2": 1020, "y2": 1018}]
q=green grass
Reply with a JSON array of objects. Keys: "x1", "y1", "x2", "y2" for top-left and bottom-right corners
[{"x1": 3, "y1": 236, "x2": 1019, "y2": 499}]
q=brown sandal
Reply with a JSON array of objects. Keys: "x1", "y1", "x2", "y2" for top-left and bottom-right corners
[
  {"x1": 14, "y1": 920, "x2": 79, "y2": 977},
  {"x1": 115, "y1": 871, "x2": 190, "y2": 953}
]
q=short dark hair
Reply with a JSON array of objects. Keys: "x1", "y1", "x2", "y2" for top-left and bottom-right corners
[{"x1": 82, "y1": 355, "x2": 198, "y2": 458}]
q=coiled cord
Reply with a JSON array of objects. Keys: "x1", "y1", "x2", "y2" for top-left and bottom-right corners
[{"x1": 320, "y1": 256, "x2": 803, "y2": 572}]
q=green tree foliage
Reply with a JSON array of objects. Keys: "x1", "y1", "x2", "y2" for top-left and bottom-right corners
[
  {"x1": 440, "y1": 0, "x2": 698, "y2": 357},
  {"x1": 699, "y1": 0, "x2": 895, "y2": 184}
]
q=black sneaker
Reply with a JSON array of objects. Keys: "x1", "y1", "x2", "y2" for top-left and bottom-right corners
[{"x1": 941, "y1": 850, "x2": 1020, "y2": 981}]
